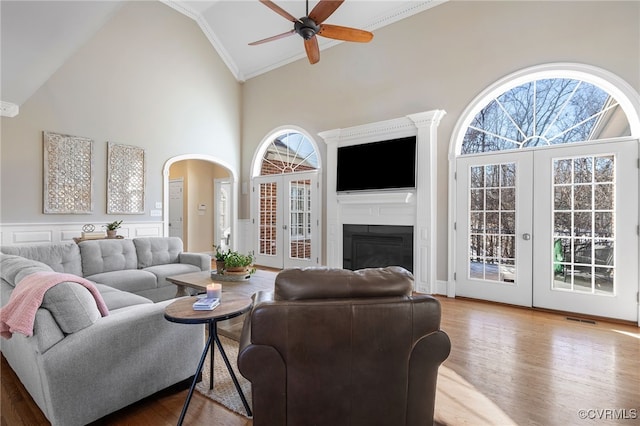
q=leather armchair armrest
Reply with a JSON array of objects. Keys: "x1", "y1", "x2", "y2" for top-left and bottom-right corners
[
  {"x1": 407, "y1": 330, "x2": 452, "y2": 423},
  {"x1": 238, "y1": 344, "x2": 286, "y2": 426}
]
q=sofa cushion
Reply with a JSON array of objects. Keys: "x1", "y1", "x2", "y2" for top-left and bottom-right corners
[
  {"x1": 94, "y1": 283, "x2": 153, "y2": 310},
  {"x1": 274, "y1": 266, "x2": 414, "y2": 301},
  {"x1": 41, "y1": 282, "x2": 101, "y2": 334},
  {"x1": 133, "y1": 237, "x2": 182, "y2": 268},
  {"x1": 1, "y1": 243, "x2": 82, "y2": 276},
  {"x1": 143, "y1": 263, "x2": 202, "y2": 288},
  {"x1": 0, "y1": 254, "x2": 53, "y2": 287},
  {"x1": 85, "y1": 269, "x2": 158, "y2": 293},
  {"x1": 79, "y1": 239, "x2": 138, "y2": 276}
]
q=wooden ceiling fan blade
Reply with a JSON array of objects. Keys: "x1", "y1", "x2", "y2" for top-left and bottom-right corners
[
  {"x1": 248, "y1": 30, "x2": 295, "y2": 46},
  {"x1": 259, "y1": 0, "x2": 298, "y2": 22},
  {"x1": 304, "y1": 36, "x2": 320, "y2": 64},
  {"x1": 318, "y1": 24, "x2": 373, "y2": 43},
  {"x1": 309, "y1": 0, "x2": 344, "y2": 24}
]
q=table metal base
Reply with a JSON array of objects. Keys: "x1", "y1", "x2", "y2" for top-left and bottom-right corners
[{"x1": 177, "y1": 321, "x2": 252, "y2": 425}]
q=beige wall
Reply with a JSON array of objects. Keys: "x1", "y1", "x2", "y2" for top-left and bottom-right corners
[
  {"x1": 0, "y1": 1, "x2": 241, "y2": 228},
  {"x1": 240, "y1": 0, "x2": 640, "y2": 280}
]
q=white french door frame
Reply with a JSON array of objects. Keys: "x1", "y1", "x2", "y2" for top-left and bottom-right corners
[
  {"x1": 449, "y1": 138, "x2": 640, "y2": 324},
  {"x1": 454, "y1": 151, "x2": 534, "y2": 307},
  {"x1": 252, "y1": 171, "x2": 321, "y2": 269},
  {"x1": 532, "y1": 139, "x2": 639, "y2": 322}
]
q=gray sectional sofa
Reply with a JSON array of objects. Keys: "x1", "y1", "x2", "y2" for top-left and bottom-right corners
[{"x1": 0, "y1": 237, "x2": 211, "y2": 426}]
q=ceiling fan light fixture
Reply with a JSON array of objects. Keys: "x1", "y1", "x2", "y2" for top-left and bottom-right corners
[{"x1": 294, "y1": 17, "x2": 319, "y2": 40}]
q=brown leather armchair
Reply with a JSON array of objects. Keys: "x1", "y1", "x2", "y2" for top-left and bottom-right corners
[{"x1": 238, "y1": 266, "x2": 451, "y2": 426}]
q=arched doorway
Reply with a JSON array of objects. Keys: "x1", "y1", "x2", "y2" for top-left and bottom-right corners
[
  {"x1": 449, "y1": 63, "x2": 640, "y2": 322},
  {"x1": 251, "y1": 127, "x2": 322, "y2": 269},
  {"x1": 163, "y1": 154, "x2": 237, "y2": 253}
]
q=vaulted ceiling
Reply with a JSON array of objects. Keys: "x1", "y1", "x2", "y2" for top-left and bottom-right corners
[{"x1": 0, "y1": 0, "x2": 444, "y2": 115}]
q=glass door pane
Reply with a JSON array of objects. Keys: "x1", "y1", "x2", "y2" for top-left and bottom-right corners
[
  {"x1": 289, "y1": 179, "x2": 311, "y2": 260},
  {"x1": 468, "y1": 163, "x2": 517, "y2": 283},
  {"x1": 552, "y1": 155, "x2": 615, "y2": 295},
  {"x1": 258, "y1": 181, "x2": 278, "y2": 257}
]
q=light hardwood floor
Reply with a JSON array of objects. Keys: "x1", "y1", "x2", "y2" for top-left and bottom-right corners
[{"x1": 2, "y1": 293, "x2": 638, "y2": 425}]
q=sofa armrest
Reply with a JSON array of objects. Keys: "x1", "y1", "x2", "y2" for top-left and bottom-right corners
[
  {"x1": 179, "y1": 252, "x2": 211, "y2": 271},
  {"x1": 36, "y1": 300, "x2": 204, "y2": 426}
]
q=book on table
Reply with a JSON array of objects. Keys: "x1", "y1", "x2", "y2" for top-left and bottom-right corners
[{"x1": 193, "y1": 297, "x2": 220, "y2": 311}]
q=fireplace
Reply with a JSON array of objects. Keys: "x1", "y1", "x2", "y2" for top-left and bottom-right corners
[
  {"x1": 319, "y1": 110, "x2": 446, "y2": 294},
  {"x1": 343, "y1": 225, "x2": 414, "y2": 272}
]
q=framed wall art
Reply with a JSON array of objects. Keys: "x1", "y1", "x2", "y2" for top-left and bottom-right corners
[
  {"x1": 107, "y1": 142, "x2": 145, "y2": 214},
  {"x1": 43, "y1": 131, "x2": 94, "y2": 214}
]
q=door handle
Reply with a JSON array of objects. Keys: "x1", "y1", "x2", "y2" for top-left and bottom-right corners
[
  {"x1": 283, "y1": 225, "x2": 288, "y2": 230},
  {"x1": 522, "y1": 233, "x2": 531, "y2": 241}
]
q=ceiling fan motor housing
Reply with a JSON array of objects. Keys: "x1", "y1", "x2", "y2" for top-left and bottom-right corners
[{"x1": 295, "y1": 17, "x2": 319, "y2": 39}]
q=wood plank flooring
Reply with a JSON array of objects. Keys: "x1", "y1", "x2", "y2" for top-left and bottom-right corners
[{"x1": 2, "y1": 277, "x2": 638, "y2": 425}]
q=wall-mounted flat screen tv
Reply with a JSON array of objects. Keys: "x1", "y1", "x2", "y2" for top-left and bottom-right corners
[{"x1": 336, "y1": 136, "x2": 417, "y2": 192}]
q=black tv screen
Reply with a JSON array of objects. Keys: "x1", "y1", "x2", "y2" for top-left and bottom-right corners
[{"x1": 337, "y1": 136, "x2": 417, "y2": 192}]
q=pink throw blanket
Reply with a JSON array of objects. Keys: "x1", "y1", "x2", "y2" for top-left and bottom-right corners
[{"x1": 0, "y1": 271, "x2": 109, "y2": 339}]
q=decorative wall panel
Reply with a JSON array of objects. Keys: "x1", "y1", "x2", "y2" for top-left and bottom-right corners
[
  {"x1": 43, "y1": 131, "x2": 94, "y2": 214},
  {"x1": 107, "y1": 142, "x2": 145, "y2": 214}
]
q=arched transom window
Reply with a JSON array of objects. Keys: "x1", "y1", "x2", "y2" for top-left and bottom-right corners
[
  {"x1": 260, "y1": 131, "x2": 318, "y2": 175},
  {"x1": 461, "y1": 78, "x2": 632, "y2": 155}
]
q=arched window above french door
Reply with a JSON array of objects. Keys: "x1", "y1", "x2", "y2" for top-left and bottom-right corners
[
  {"x1": 457, "y1": 63, "x2": 638, "y2": 155},
  {"x1": 449, "y1": 63, "x2": 640, "y2": 323},
  {"x1": 251, "y1": 127, "x2": 322, "y2": 269}
]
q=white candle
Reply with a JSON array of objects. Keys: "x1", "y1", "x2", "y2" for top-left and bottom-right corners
[{"x1": 206, "y1": 283, "x2": 221, "y2": 299}]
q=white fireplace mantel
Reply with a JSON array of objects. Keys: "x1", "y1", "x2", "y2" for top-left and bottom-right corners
[{"x1": 319, "y1": 110, "x2": 446, "y2": 294}]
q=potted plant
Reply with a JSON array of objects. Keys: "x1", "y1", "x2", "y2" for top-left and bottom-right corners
[
  {"x1": 222, "y1": 250, "x2": 255, "y2": 275},
  {"x1": 212, "y1": 244, "x2": 229, "y2": 272},
  {"x1": 104, "y1": 220, "x2": 123, "y2": 238}
]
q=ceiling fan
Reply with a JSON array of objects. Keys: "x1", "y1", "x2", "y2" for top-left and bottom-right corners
[{"x1": 248, "y1": 0, "x2": 374, "y2": 64}]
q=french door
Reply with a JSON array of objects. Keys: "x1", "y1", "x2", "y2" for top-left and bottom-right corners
[
  {"x1": 456, "y1": 140, "x2": 638, "y2": 322},
  {"x1": 253, "y1": 172, "x2": 319, "y2": 269},
  {"x1": 456, "y1": 151, "x2": 534, "y2": 307}
]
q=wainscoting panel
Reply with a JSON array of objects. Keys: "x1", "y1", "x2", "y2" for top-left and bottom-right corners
[{"x1": 0, "y1": 222, "x2": 164, "y2": 246}]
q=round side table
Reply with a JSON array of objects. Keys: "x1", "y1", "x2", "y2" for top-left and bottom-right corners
[{"x1": 165, "y1": 294, "x2": 253, "y2": 425}]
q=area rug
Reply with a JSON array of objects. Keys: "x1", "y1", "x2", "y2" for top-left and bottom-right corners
[
  {"x1": 195, "y1": 335, "x2": 253, "y2": 417},
  {"x1": 196, "y1": 337, "x2": 517, "y2": 425}
]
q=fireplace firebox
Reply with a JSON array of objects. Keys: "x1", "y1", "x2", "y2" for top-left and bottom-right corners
[{"x1": 343, "y1": 225, "x2": 414, "y2": 272}]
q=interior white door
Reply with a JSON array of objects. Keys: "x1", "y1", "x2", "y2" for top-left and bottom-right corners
[
  {"x1": 253, "y1": 172, "x2": 319, "y2": 269},
  {"x1": 214, "y1": 178, "x2": 232, "y2": 251},
  {"x1": 168, "y1": 179, "x2": 183, "y2": 240},
  {"x1": 455, "y1": 151, "x2": 534, "y2": 306},
  {"x1": 532, "y1": 140, "x2": 638, "y2": 322}
]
